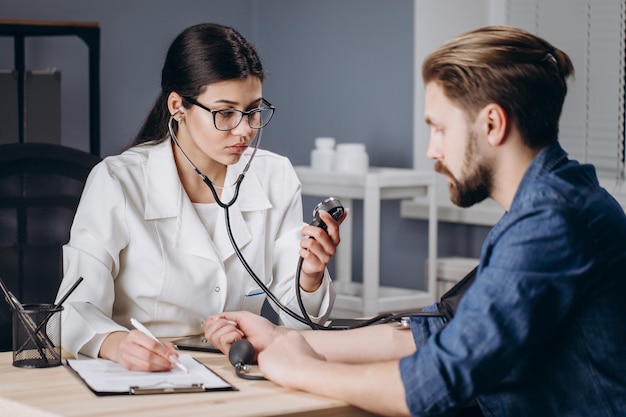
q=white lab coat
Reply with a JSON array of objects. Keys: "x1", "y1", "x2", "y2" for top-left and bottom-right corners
[{"x1": 56, "y1": 139, "x2": 335, "y2": 358}]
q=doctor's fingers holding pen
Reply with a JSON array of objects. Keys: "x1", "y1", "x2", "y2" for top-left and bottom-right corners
[{"x1": 104, "y1": 330, "x2": 180, "y2": 372}]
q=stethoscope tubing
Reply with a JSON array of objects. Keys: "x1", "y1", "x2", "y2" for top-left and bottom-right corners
[
  {"x1": 168, "y1": 115, "x2": 317, "y2": 326},
  {"x1": 168, "y1": 115, "x2": 442, "y2": 330}
]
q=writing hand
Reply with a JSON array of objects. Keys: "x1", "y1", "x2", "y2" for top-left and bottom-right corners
[{"x1": 100, "y1": 330, "x2": 180, "y2": 372}]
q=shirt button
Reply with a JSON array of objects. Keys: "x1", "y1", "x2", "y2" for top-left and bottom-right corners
[{"x1": 215, "y1": 287, "x2": 221, "y2": 292}]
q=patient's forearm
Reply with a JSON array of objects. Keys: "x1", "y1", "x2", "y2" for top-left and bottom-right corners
[{"x1": 303, "y1": 323, "x2": 416, "y2": 363}]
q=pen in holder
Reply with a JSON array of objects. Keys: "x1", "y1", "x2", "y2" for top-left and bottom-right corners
[
  {"x1": 1, "y1": 275, "x2": 83, "y2": 368},
  {"x1": 12, "y1": 303, "x2": 63, "y2": 368}
]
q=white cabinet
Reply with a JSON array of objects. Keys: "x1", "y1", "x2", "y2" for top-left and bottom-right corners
[{"x1": 295, "y1": 166, "x2": 438, "y2": 317}]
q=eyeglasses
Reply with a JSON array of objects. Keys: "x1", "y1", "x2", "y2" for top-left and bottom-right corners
[{"x1": 183, "y1": 97, "x2": 275, "y2": 131}]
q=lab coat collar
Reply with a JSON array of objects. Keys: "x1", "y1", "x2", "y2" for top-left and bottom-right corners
[{"x1": 143, "y1": 140, "x2": 272, "y2": 262}]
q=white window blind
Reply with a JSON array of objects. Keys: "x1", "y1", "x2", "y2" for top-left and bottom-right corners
[{"x1": 507, "y1": 0, "x2": 625, "y2": 182}]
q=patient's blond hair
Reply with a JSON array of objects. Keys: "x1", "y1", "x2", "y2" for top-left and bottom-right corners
[{"x1": 423, "y1": 25, "x2": 574, "y2": 148}]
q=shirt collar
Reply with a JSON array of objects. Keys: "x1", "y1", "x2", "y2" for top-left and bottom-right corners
[{"x1": 509, "y1": 141, "x2": 569, "y2": 210}]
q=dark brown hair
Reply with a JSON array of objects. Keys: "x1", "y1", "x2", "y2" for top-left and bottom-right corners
[{"x1": 130, "y1": 23, "x2": 265, "y2": 147}]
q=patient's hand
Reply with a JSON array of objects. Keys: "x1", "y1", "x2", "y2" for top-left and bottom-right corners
[
  {"x1": 258, "y1": 330, "x2": 325, "y2": 389},
  {"x1": 204, "y1": 311, "x2": 285, "y2": 356}
]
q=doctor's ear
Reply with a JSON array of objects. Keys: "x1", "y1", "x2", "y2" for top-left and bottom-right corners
[{"x1": 167, "y1": 92, "x2": 186, "y2": 118}]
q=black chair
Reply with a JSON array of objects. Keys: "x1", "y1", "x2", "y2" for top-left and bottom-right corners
[{"x1": 0, "y1": 143, "x2": 101, "y2": 351}]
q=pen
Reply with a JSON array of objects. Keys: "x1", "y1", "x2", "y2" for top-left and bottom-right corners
[
  {"x1": 15, "y1": 276, "x2": 87, "y2": 355},
  {"x1": 30, "y1": 276, "x2": 85, "y2": 336},
  {"x1": 0, "y1": 275, "x2": 18, "y2": 310},
  {"x1": 1, "y1": 276, "x2": 53, "y2": 362},
  {"x1": 130, "y1": 318, "x2": 189, "y2": 373},
  {"x1": 55, "y1": 276, "x2": 84, "y2": 307}
]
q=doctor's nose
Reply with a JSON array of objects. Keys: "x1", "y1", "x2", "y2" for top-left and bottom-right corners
[{"x1": 230, "y1": 116, "x2": 255, "y2": 138}]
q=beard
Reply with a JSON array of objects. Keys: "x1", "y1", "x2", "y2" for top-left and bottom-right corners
[{"x1": 434, "y1": 130, "x2": 492, "y2": 208}]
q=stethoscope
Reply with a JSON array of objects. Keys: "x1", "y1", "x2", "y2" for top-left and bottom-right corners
[
  {"x1": 168, "y1": 113, "x2": 323, "y2": 328},
  {"x1": 168, "y1": 114, "x2": 440, "y2": 331},
  {"x1": 168, "y1": 111, "x2": 255, "y2": 209}
]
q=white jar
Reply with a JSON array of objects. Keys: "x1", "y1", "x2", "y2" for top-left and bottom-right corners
[
  {"x1": 310, "y1": 137, "x2": 336, "y2": 171},
  {"x1": 334, "y1": 143, "x2": 369, "y2": 174}
]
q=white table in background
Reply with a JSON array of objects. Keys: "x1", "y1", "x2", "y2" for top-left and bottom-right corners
[{"x1": 294, "y1": 166, "x2": 438, "y2": 317}]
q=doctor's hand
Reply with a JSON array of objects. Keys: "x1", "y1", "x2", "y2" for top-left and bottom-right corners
[
  {"x1": 299, "y1": 209, "x2": 347, "y2": 292},
  {"x1": 99, "y1": 330, "x2": 180, "y2": 372},
  {"x1": 204, "y1": 311, "x2": 287, "y2": 356}
]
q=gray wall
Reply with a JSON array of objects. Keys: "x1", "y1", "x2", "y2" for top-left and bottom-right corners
[{"x1": 0, "y1": 0, "x2": 489, "y2": 292}]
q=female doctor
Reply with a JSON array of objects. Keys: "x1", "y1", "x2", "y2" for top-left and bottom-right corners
[{"x1": 55, "y1": 23, "x2": 344, "y2": 371}]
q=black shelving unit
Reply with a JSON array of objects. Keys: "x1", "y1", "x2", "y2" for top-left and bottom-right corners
[{"x1": 0, "y1": 18, "x2": 100, "y2": 156}]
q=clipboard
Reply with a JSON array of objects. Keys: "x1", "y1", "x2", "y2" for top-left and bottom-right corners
[{"x1": 66, "y1": 354, "x2": 236, "y2": 396}]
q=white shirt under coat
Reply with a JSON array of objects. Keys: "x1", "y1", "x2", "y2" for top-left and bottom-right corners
[{"x1": 56, "y1": 139, "x2": 335, "y2": 358}]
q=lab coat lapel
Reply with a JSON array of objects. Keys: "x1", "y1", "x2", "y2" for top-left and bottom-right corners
[
  {"x1": 143, "y1": 141, "x2": 222, "y2": 263},
  {"x1": 212, "y1": 158, "x2": 272, "y2": 262}
]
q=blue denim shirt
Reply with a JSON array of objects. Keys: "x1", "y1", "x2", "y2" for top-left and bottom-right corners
[{"x1": 400, "y1": 142, "x2": 626, "y2": 416}]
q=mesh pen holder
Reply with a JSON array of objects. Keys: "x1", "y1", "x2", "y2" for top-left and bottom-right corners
[{"x1": 12, "y1": 304, "x2": 63, "y2": 368}]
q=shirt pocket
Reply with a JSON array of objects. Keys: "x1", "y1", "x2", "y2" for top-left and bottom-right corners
[{"x1": 241, "y1": 286, "x2": 266, "y2": 313}]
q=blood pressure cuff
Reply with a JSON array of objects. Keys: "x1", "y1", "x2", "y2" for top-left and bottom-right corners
[
  {"x1": 403, "y1": 265, "x2": 478, "y2": 347},
  {"x1": 434, "y1": 265, "x2": 478, "y2": 321}
]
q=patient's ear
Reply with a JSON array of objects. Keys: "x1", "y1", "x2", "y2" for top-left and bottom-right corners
[{"x1": 483, "y1": 103, "x2": 507, "y2": 147}]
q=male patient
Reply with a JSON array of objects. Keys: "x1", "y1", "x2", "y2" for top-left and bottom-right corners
[{"x1": 204, "y1": 26, "x2": 626, "y2": 417}]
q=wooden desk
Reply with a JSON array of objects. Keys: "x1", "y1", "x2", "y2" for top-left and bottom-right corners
[{"x1": 0, "y1": 351, "x2": 377, "y2": 417}]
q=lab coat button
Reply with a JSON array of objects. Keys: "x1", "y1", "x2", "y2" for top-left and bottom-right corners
[{"x1": 215, "y1": 287, "x2": 221, "y2": 292}]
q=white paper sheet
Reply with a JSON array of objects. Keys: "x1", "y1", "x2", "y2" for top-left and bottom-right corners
[{"x1": 67, "y1": 354, "x2": 232, "y2": 394}]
